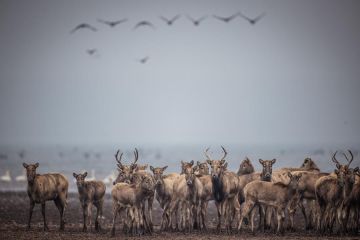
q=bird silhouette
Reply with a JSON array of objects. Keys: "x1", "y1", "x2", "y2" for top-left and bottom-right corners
[
  {"x1": 138, "y1": 56, "x2": 149, "y2": 64},
  {"x1": 213, "y1": 13, "x2": 239, "y2": 23},
  {"x1": 133, "y1": 21, "x2": 155, "y2": 30},
  {"x1": 86, "y1": 49, "x2": 98, "y2": 56},
  {"x1": 187, "y1": 15, "x2": 207, "y2": 26},
  {"x1": 97, "y1": 18, "x2": 128, "y2": 27},
  {"x1": 160, "y1": 15, "x2": 181, "y2": 25},
  {"x1": 239, "y1": 12, "x2": 266, "y2": 25},
  {"x1": 70, "y1": 23, "x2": 97, "y2": 34}
]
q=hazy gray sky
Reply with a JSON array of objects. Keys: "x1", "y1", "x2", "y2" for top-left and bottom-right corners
[{"x1": 0, "y1": 0, "x2": 360, "y2": 146}]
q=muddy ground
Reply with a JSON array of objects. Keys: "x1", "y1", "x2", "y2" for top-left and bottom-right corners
[{"x1": 0, "y1": 192, "x2": 358, "y2": 240}]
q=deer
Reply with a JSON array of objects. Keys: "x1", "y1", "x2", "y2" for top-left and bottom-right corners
[
  {"x1": 113, "y1": 148, "x2": 154, "y2": 233},
  {"x1": 194, "y1": 161, "x2": 210, "y2": 175},
  {"x1": 238, "y1": 159, "x2": 277, "y2": 231},
  {"x1": 73, "y1": 172, "x2": 106, "y2": 232},
  {"x1": 283, "y1": 170, "x2": 329, "y2": 231},
  {"x1": 168, "y1": 161, "x2": 203, "y2": 232},
  {"x1": 315, "y1": 150, "x2": 354, "y2": 234},
  {"x1": 238, "y1": 172, "x2": 302, "y2": 234},
  {"x1": 111, "y1": 175, "x2": 153, "y2": 237},
  {"x1": 206, "y1": 146, "x2": 240, "y2": 234},
  {"x1": 276, "y1": 157, "x2": 320, "y2": 173},
  {"x1": 150, "y1": 165, "x2": 179, "y2": 230},
  {"x1": 22, "y1": 162, "x2": 68, "y2": 231},
  {"x1": 345, "y1": 170, "x2": 360, "y2": 234},
  {"x1": 237, "y1": 157, "x2": 255, "y2": 176}
]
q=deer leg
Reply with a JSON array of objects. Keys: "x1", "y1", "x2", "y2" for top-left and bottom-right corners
[
  {"x1": 82, "y1": 204, "x2": 87, "y2": 232},
  {"x1": 237, "y1": 200, "x2": 255, "y2": 232},
  {"x1": 26, "y1": 200, "x2": 35, "y2": 230},
  {"x1": 215, "y1": 201, "x2": 222, "y2": 231},
  {"x1": 87, "y1": 202, "x2": 93, "y2": 231},
  {"x1": 110, "y1": 204, "x2": 120, "y2": 237},
  {"x1": 148, "y1": 196, "x2": 154, "y2": 232},
  {"x1": 54, "y1": 197, "x2": 65, "y2": 231},
  {"x1": 94, "y1": 200, "x2": 102, "y2": 232},
  {"x1": 41, "y1": 203, "x2": 49, "y2": 231}
]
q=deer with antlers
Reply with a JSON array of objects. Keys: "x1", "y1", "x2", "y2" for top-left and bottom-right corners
[
  {"x1": 205, "y1": 146, "x2": 240, "y2": 234},
  {"x1": 315, "y1": 150, "x2": 355, "y2": 234},
  {"x1": 112, "y1": 148, "x2": 155, "y2": 234}
]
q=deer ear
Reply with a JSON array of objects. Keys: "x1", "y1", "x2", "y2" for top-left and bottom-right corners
[
  {"x1": 73, "y1": 173, "x2": 77, "y2": 178},
  {"x1": 259, "y1": 159, "x2": 264, "y2": 164},
  {"x1": 150, "y1": 166, "x2": 155, "y2": 172},
  {"x1": 22, "y1": 163, "x2": 28, "y2": 168},
  {"x1": 197, "y1": 161, "x2": 201, "y2": 166},
  {"x1": 162, "y1": 166, "x2": 168, "y2": 171},
  {"x1": 190, "y1": 160, "x2": 194, "y2": 166},
  {"x1": 222, "y1": 162, "x2": 228, "y2": 169},
  {"x1": 334, "y1": 169, "x2": 339, "y2": 175},
  {"x1": 354, "y1": 167, "x2": 359, "y2": 173},
  {"x1": 220, "y1": 159, "x2": 226, "y2": 165},
  {"x1": 83, "y1": 172, "x2": 87, "y2": 178},
  {"x1": 287, "y1": 172, "x2": 292, "y2": 178},
  {"x1": 271, "y1": 159, "x2": 276, "y2": 164},
  {"x1": 181, "y1": 160, "x2": 185, "y2": 166},
  {"x1": 206, "y1": 160, "x2": 212, "y2": 165},
  {"x1": 34, "y1": 162, "x2": 39, "y2": 168}
]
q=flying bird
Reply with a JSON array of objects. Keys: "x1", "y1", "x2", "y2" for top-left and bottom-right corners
[
  {"x1": 70, "y1": 23, "x2": 97, "y2": 34},
  {"x1": 239, "y1": 12, "x2": 266, "y2": 25},
  {"x1": 187, "y1": 15, "x2": 207, "y2": 26},
  {"x1": 97, "y1": 18, "x2": 128, "y2": 27},
  {"x1": 213, "y1": 13, "x2": 239, "y2": 23},
  {"x1": 86, "y1": 48, "x2": 98, "y2": 56},
  {"x1": 137, "y1": 56, "x2": 149, "y2": 64},
  {"x1": 133, "y1": 21, "x2": 155, "y2": 30},
  {"x1": 159, "y1": 15, "x2": 181, "y2": 25}
]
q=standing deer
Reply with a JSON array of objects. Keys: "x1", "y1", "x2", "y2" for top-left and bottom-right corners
[
  {"x1": 150, "y1": 166, "x2": 179, "y2": 230},
  {"x1": 23, "y1": 162, "x2": 68, "y2": 231},
  {"x1": 73, "y1": 172, "x2": 106, "y2": 232},
  {"x1": 238, "y1": 172, "x2": 302, "y2": 234},
  {"x1": 206, "y1": 146, "x2": 240, "y2": 233},
  {"x1": 113, "y1": 148, "x2": 154, "y2": 233},
  {"x1": 111, "y1": 176, "x2": 153, "y2": 237},
  {"x1": 315, "y1": 151, "x2": 353, "y2": 234}
]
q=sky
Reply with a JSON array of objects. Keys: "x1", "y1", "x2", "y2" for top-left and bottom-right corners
[{"x1": 0, "y1": 0, "x2": 360, "y2": 147}]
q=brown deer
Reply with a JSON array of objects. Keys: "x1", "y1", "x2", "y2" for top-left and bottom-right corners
[
  {"x1": 195, "y1": 161, "x2": 210, "y2": 175},
  {"x1": 112, "y1": 148, "x2": 154, "y2": 233},
  {"x1": 277, "y1": 157, "x2": 320, "y2": 173},
  {"x1": 238, "y1": 159, "x2": 277, "y2": 231},
  {"x1": 206, "y1": 146, "x2": 240, "y2": 233},
  {"x1": 315, "y1": 151, "x2": 353, "y2": 234},
  {"x1": 22, "y1": 162, "x2": 68, "y2": 231},
  {"x1": 284, "y1": 170, "x2": 329, "y2": 230},
  {"x1": 345, "y1": 170, "x2": 360, "y2": 234},
  {"x1": 237, "y1": 157, "x2": 255, "y2": 176},
  {"x1": 238, "y1": 172, "x2": 302, "y2": 234},
  {"x1": 150, "y1": 166, "x2": 179, "y2": 230},
  {"x1": 111, "y1": 175, "x2": 153, "y2": 237},
  {"x1": 168, "y1": 161, "x2": 203, "y2": 232},
  {"x1": 73, "y1": 172, "x2": 106, "y2": 232}
]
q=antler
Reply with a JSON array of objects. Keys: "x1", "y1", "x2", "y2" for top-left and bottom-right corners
[
  {"x1": 343, "y1": 149, "x2": 354, "y2": 166},
  {"x1": 204, "y1": 147, "x2": 212, "y2": 160},
  {"x1": 220, "y1": 146, "x2": 228, "y2": 161},
  {"x1": 115, "y1": 150, "x2": 123, "y2": 164},
  {"x1": 133, "y1": 148, "x2": 139, "y2": 165},
  {"x1": 331, "y1": 151, "x2": 341, "y2": 168}
]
